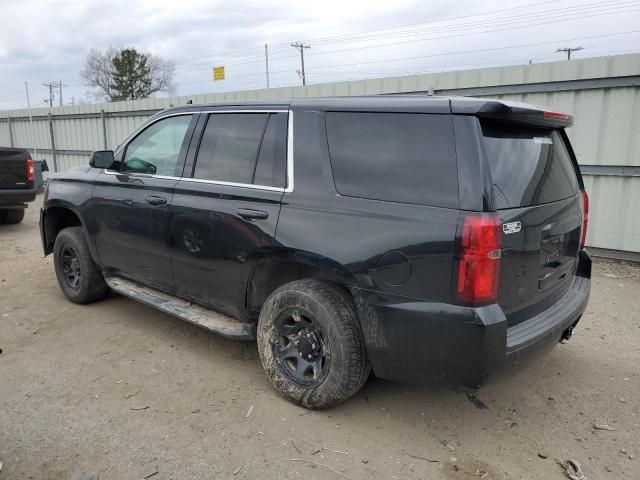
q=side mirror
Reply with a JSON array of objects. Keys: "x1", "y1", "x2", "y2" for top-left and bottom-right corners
[{"x1": 90, "y1": 150, "x2": 115, "y2": 169}]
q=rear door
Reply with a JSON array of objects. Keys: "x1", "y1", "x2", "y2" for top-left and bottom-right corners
[
  {"x1": 169, "y1": 110, "x2": 287, "y2": 319},
  {"x1": 90, "y1": 113, "x2": 196, "y2": 290},
  {"x1": 480, "y1": 120, "x2": 583, "y2": 325}
]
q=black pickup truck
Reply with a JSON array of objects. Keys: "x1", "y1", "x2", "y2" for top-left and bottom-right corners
[
  {"x1": 0, "y1": 147, "x2": 37, "y2": 224},
  {"x1": 40, "y1": 97, "x2": 591, "y2": 408}
]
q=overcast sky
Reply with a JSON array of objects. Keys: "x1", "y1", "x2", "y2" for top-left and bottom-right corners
[{"x1": 1, "y1": 0, "x2": 639, "y2": 110}]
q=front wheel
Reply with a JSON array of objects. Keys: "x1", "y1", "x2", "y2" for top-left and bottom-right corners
[
  {"x1": 257, "y1": 279, "x2": 370, "y2": 409},
  {"x1": 53, "y1": 227, "x2": 109, "y2": 304}
]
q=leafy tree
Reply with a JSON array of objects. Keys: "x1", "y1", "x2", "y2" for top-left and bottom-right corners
[
  {"x1": 110, "y1": 48, "x2": 152, "y2": 101},
  {"x1": 81, "y1": 47, "x2": 176, "y2": 101}
]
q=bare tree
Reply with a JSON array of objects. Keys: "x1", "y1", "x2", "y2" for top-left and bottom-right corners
[
  {"x1": 81, "y1": 47, "x2": 117, "y2": 100},
  {"x1": 147, "y1": 55, "x2": 177, "y2": 96},
  {"x1": 81, "y1": 47, "x2": 176, "y2": 101}
]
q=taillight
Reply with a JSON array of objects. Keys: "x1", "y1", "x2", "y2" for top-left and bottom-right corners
[
  {"x1": 26, "y1": 155, "x2": 35, "y2": 183},
  {"x1": 457, "y1": 215, "x2": 502, "y2": 306},
  {"x1": 579, "y1": 190, "x2": 589, "y2": 250},
  {"x1": 543, "y1": 110, "x2": 572, "y2": 121}
]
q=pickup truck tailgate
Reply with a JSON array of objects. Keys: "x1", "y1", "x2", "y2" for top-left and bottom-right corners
[{"x1": 0, "y1": 148, "x2": 30, "y2": 189}]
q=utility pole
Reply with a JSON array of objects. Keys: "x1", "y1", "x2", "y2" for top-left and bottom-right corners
[
  {"x1": 42, "y1": 82, "x2": 56, "y2": 107},
  {"x1": 58, "y1": 81, "x2": 68, "y2": 106},
  {"x1": 24, "y1": 81, "x2": 37, "y2": 157},
  {"x1": 264, "y1": 44, "x2": 270, "y2": 89},
  {"x1": 291, "y1": 42, "x2": 310, "y2": 86},
  {"x1": 555, "y1": 46, "x2": 583, "y2": 60}
]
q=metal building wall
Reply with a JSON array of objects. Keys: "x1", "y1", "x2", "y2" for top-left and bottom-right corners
[
  {"x1": 1, "y1": 54, "x2": 639, "y2": 254},
  {"x1": 480, "y1": 87, "x2": 640, "y2": 254}
]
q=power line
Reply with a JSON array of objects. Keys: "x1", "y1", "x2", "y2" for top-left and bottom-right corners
[
  {"x1": 171, "y1": 29, "x2": 640, "y2": 87},
  {"x1": 295, "y1": 30, "x2": 640, "y2": 72},
  {"x1": 173, "y1": 0, "x2": 633, "y2": 73},
  {"x1": 300, "y1": 4, "x2": 640, "y2": 59},
  {"x1": 305, "y1": 0, "x2": 637, "y2": 45},
  {"x1": 299, "y1": 0, "x2": 563, "y2": 44},
  {"x1": 175, "y1": 0, "x2": 569, "y2": 70},
  {"x1": 174, "y1": 0, "x2": 639, "y2": 74}
]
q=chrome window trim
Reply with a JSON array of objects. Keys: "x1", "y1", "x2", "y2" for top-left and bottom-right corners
[
  {"x1": 102, "y1": 169, "x2": 285, "y2": 192},
  {"x1": 108, "y1": 108, "x2": 294, "y2": 193},
  {"x1": 103, "y1": 170, "x2": 177, "y2": 181},
  {"x1": 285, "y1": 110, "x2": 294, "y2": 193},
  {"x1": 179, "y1": 177, "x2": 285, "y2": 192},
  {"x1": 201, "y1": 109, "x2": 288, "y2": 114}
]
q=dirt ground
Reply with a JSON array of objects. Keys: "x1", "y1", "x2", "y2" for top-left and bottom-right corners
[{"x1": 1, "y1": 196, "x2": 638, "y2": 480}]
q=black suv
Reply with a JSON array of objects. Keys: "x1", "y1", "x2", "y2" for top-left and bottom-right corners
[{"x1": 40, "y1": 97, "x2": 591, "y2": 408}]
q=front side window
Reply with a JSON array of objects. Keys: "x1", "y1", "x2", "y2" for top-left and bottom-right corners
[
  {"x1": 123, "y1": 115, "x2": 192, "y2": 176},
  {"x1": 193, "y1": 113, "x2": 287, "y2": 188}
]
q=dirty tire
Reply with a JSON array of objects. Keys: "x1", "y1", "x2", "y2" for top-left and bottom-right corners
[
  {"x1": 0, "y1": 208, "x2": 25, "y2": 224},
  {"x1": 257, "y1": 279, "x2": 370, "y2": 409},
  {"x1": 53, "y1": 226, "x2": 109, "y2": 304}
]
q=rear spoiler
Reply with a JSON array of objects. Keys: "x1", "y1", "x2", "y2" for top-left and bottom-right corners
[{"x1": 450, "y1": 98, "x2": 573, "y2": 128}]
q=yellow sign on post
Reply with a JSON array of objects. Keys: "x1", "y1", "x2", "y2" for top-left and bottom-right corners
[{"x1": 213, "y1": 66, "x2": 225, "y2": 81}]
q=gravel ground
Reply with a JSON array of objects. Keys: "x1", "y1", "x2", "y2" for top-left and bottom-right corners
[{"x1": 0, "y1": 196, "x2": 638, "y2": 480}]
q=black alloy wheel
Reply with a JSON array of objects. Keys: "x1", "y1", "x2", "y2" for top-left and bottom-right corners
[
  {"x1": 257, "y1": 279, "x2": 370, "y2": 409},
  {"x1": 273, "y1": 308, "x2": 330, "y2": 387},
  {"x1": 61, "y1": 246, "x2": 81, "y2": 289},
  {"x1": 53, "y1": 226, "x2": 109, "y2": 304}
]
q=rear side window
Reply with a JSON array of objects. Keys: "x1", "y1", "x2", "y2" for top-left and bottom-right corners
[
  {"x1": 481, "y1": 121, "x2": 579, "y2": 209},
  {"x1": 193, "y1": 113, "x2": 287, "y2": 188},
  {"x1": 253, "y1": 113, "x2": 288, "y2": 188},
  {"x1": 325, "y1": 112, "x2": 458, "y2": 208}
]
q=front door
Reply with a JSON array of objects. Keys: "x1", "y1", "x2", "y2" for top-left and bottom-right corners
[
  {"x1": 90, "y1": 113, "x2": 196, "y2": 290},
  {"x1": 170, "y1": 111, "x2": 288, "y2": 319}
]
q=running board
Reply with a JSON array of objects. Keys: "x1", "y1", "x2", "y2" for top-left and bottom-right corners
[{"x1": 104, "y1": 276, "x2": 254, "y2": 340}]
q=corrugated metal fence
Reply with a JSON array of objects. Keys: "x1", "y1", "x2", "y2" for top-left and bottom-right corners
[{"x1": 1, "y1": 53, "x2": 639, "y2": 255}]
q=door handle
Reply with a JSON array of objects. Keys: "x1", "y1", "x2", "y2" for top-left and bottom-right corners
[
  {"x1": 237, "y1": 208, "x2": 268, "y2": 220},
  {"x1": 145, "y1": 195, "x2": 167, "y2": 206},
  {"x1": 123, "y1": 199, "x2": 134, "y2": 206}
]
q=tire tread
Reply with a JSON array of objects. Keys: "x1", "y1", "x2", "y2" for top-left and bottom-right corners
[
  {"x1": 53, "y1": 226, "x2": 109, "y2": 304},
  {"x1": 257, "y1": 279, "x2": 370, "y2": 409}
]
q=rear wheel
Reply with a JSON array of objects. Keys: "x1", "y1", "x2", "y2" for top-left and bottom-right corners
[
  {"x1": 0, "y1": 209, "x2": 25, "y2": 224},
  {"x1": 53, "y1": 227, "x2": 109, "y2": 304},
  {"x1": 257, "y1": 279, "x2": 370, "y2": 409}
]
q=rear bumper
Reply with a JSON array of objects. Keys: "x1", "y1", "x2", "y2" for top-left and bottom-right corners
[
  {"x1": 0, "y1": 187, "x2": 37, "y2": 205},
  {"x1": 355, "y1": 251, "x2": 591, "y2": 386},
  {"x1": 506, "y1": 275, "x2": 588, "y2": 362}
]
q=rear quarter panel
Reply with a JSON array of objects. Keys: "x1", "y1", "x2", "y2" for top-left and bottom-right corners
[{"x1": 276, "y1": 109, "x2": 459, "y2": 303}]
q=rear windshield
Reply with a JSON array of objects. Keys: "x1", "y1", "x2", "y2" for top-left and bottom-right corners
[
  {"x1": 325, "y1": 112, "x2": 458, "y2": 208},
  {"x1": 481, "y1": 121, "x2": 579, "y2": 209}
]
